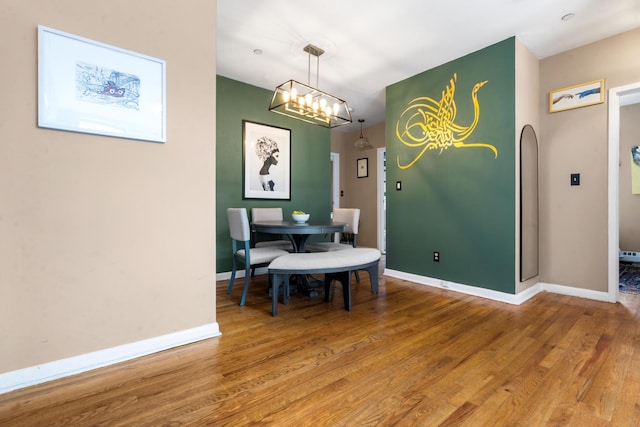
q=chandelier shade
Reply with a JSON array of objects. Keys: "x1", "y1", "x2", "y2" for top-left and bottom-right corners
[
  {"x1": 354, "y1": 119, "x2": 372, "y2": 150},
  {"x1": 269, "y1": 80, "x2": 352, "y2": 128},
  {"x1": 269, "y1": 44, "x2": 352, "y2": 129}
]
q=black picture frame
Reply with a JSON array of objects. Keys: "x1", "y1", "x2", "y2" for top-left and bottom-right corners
[
  {"x1": 357, "y1": 157, "x2": 368, "y2": 178},
  {"x1": 242, "y1": 120, "x2": 291, "y2": 200}
]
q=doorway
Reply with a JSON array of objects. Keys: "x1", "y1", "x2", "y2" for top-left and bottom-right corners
[
  {"x1": 330, "y1": 152, "x2": 340, "y2": 212},
  {"x1": 607, "y1": 82, "x2": 640, "y2": 302},
  {"x1": 377, "y1": 148, "x2": 386, "y2": 253}
]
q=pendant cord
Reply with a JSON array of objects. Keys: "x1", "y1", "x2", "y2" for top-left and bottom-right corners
[
  {"x1": 307, "y1": 50, "x2": 311, "y2": 86},
  {"x1": 303, "y1": 44, "x2": 324, "y2": 89}
]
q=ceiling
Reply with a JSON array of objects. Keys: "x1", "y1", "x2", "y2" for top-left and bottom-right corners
[{"x1": 217, "y1": 0, "x2": 640, "y2": 132}]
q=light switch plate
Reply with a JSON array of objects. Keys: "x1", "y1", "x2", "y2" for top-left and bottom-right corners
[{"x1": 570, "y1": 173, "x2": 580, "y2": 186}]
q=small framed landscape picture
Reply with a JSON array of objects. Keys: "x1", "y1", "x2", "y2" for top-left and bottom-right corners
[
  {"x1": 38, "y1": 25, "x2": 166, "y2": 143},
  {"x1": 357, "y1": 158, "x2": 368, "y2": 178}
]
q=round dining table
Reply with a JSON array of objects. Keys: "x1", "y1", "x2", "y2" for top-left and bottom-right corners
[{"x1": 251, "y1": 220, "x2": 346, "y2": 253}]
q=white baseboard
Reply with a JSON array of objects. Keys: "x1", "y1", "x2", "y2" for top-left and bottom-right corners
[
  {"x1": 384, "y1": 268, "x2": 541, "y2": 304},
  {"x1": 216, "y1": 267, "x2": 268, "y2": 281},
  {"x1": 538, "y1": 282, "x2": 614, "y2": 302},
  {"x1": 229, "y1": 267, "x2": 613, "y2": 304},
  {"x1": 384, "y1": 269, "x2": 614, "y2": 305},
  {"x1": 0, "y1": 322, "x2": 221, "y2": 395}
]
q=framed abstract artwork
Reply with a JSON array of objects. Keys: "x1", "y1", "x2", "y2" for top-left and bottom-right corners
[
  {"x1": 242, "y1": 120, "x2": 291, "y2": 200},
  {"x1": 38, "y1": 25, "x2": 166, "y2": 143}
]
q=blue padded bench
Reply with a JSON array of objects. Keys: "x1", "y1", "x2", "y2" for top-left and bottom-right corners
[{"x1": 268, "y1": 247, "x2": 381, "y2": 316}]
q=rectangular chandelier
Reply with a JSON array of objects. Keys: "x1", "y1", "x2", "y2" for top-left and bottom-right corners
[
  {"x1": 269, "y1": 80, "x2": 352, "y2": 128},
  {"x1": 268, "y1": 44, "x2": 352, "y2": 129}
]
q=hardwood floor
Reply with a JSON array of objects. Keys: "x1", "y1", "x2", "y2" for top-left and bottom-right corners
[{"x1": 2, "y1": 266, "x2": 640, "y2": 426}]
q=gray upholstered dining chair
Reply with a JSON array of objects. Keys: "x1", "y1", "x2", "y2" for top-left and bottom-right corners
[
  {"x1": 250, "y1": 207, "x2": 294, "y2": 251},
  {"x1": 227, "y1": 208, "x2": 289, "y2": 306},
  {"x1": 306, "y1": 208, "x2": 360, "y2": 252},
  {"x1": 306, "y1": 207, "x2": 361, "y2": 282}
]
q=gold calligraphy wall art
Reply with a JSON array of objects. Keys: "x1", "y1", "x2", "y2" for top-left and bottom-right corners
[{"x1": 395, "y1": 73, "x2": 497, "y2": 169}]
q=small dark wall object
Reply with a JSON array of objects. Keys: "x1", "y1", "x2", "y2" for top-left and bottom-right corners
[{"x1": 570, "y1": 173, "x2": 580, "y2": 186}]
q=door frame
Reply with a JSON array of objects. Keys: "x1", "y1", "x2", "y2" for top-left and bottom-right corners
[
  {"x1": 331, "y1": 152, "x2": 340, "y2": 211},
  {"x1": 377, "y1": 147, "x2": 386, "y2": 253},
  {"x1": 607, "y1": 82, "x2": 640, "y2": 302}
]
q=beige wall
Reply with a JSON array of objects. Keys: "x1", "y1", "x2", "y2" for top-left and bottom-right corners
[
  {"x1": 515, "y1": 39, "x2": 541, "y2": 292},
  {"x1": 620, "y1": 103, "x2": 640, "y2": 251},
  {"x1": 331, "y1": 122, "x2": 385, "y2": 249},
  {"x1": 540, "y1": 28, "x2": 640, "y2": 291},
  {"x1": 0, "y1": 1, "x2": 217, "y2": 373}
]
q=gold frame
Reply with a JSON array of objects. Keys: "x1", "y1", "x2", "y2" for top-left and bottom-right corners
[{"x1": 549, "y1": 79, "x2": 605, "y2": 113}]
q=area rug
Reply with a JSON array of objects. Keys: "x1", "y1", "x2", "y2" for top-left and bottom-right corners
[{"x1": 619, "y1": 263, "x2": 640, "y2": 294}]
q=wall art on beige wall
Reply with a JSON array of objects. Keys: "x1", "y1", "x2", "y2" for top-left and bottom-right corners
[
  {"x1": 357, "y1": 157, "x2": 368, "y2": 178},
  {"x1": 549, "y1": 79, "x2": 604, "y2": 113},
  {"x1": 38, "y1": 25, "x2": 166, "y2": 143}
]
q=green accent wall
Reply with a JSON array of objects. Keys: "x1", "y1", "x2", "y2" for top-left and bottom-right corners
[
  {"x1": 216, "y1": 76, "x2": 332, "y2": 273},
  {"x1": 385, "y1": 38, "x2": 516, "y2": 293}
]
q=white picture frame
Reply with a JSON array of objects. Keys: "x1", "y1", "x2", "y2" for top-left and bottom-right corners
[{"x1": 38, "y1": 25, "x2": 166, "y2": 143}]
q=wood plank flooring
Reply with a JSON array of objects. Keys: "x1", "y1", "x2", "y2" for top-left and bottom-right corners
[{"x1": 2, "y1": 264, "x2": 640, "y2": 426}]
